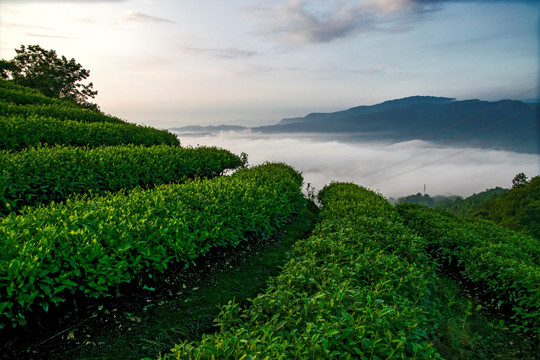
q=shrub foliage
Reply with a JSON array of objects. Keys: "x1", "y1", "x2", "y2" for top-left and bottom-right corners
[
  {"x1": 0, "y1": 115, "x2": 180, "y2": 151},
  {"x1": 0, "y1": 145, "x2": 243, "y2": 215},
  {"x1": 160, "y1": 183, "x2": 444, "y2": 359},
  {"x1": 0, "y1": 163, "x2": 304, "y2": 329},
  {"x1": 397, "y1": 203, "x2": 539, "y2": 335}
]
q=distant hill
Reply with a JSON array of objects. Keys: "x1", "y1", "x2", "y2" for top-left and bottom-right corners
[
  {"x1": 171, "y1": 96, "x2": 540, "y2": 153},
  {"x1": 482, "y1": 175, "x2": 540, "y2": 239},
  {"x1": 278, "y1": 96, "x2": 456, "y2": 125},
  {"x1": 434, "y1": 187, "x2": 509, "y2": 216},
  {"x1": 395, "y1": 187, "x2": 509, "y2": 215},
  {"x1": 253, "y1": 96, "x2": 540, "y2": 153},
  {"x1": 420, "y1": 175, "x2": 539, "y2": 239}
]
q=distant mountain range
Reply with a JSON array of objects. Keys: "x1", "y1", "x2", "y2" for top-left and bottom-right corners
[{"x1": 170, "y1": 96, "x2": 540, "y2": 154}]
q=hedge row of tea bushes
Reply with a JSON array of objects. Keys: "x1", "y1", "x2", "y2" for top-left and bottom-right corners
[
  {"x1": 397, "y1": 204, "x2": 539, "y2": 335},
  {"x1": 0, "y1": 79, "x2": 180, "y2": 150},
  {"x1": 0, "y1": 145, "x2": 243, "y2": 215},
  {"x1": 0, "y1": 102, "x2": 126, "y2": 124},
  {"x1": 160, "y1": 183, "x2": 444, "y2": 359},
  {"x1": 0, "y1": 79, "x2": 123, "y2": 124},
  {"x1": 0, "y1": 163, "x2": 304, "y2": 329},
  {"x1": 0, "y1": 79, "x2": 59, "y2": 106},
  {"x1": 0, "y1": 115, "x2": 180, "y2": 151}
]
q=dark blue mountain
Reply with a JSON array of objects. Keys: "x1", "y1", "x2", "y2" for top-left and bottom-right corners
[{"x1": 252, "y1": 96, "x2": 540, "y2": 153}]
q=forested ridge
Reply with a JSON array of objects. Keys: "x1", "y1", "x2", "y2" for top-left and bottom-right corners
[{"x1": 397, "y1": 173, "x2": 540, "y2": 240}]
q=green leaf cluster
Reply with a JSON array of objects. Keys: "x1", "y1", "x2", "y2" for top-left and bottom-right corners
[
  {"x1": 0, "y1": 102, "x2": 126, "y2": 124},
  {"x1": 483, "y1": 176, "x2": 540, "y2": 239},
  {"x1": 397, "y1": 203, "x2": 540, "y2": 334},
  {"x1": 161, "y1": 183, "x2": 444, "y2": 359},
  {"x1": 425, "y1": 173, "x2": 539, "y2": 240},
  {"x1": 0, "y1": 79, "x2": 180, "y2": 149},
  {"x1": 0, "y1": 79, "x2": 124, "y2": 124},
  {"x1": 0, "y1": 145, "x2": 243, "y2": 215},
  {"x1": 433, "y1": 187, "x2": 508, "y2": 217},
  {"x1": 0, "y1": 162, "x2": 304, "y2": 329},
  {"x1": 0, "y1": 115, "x2": 179, "y2": 151},
  {"x1": 0, "y1": 81, "x2": 60, "y2": 106}
]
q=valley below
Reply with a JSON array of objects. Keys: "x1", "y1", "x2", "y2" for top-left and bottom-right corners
[{"x1": 174, "y1": 130, "x2": 540, "y2": 200}]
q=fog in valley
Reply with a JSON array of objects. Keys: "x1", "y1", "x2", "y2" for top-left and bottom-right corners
[{"x1": 175, "y1": 130, "x2": 540, "y2": 200}]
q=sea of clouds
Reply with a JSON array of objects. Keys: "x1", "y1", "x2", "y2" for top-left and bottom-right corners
[{"x1": 175, "y1": 130, "x2": 540, "y2": 200}]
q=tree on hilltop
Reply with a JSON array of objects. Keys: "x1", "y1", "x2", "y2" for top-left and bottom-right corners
[
  {"x1": 1, "y1": 45, "x2": 99, "y2": 110},
  {"x1": 512, "y1": 172, "x2": 528, "y2": 188}
]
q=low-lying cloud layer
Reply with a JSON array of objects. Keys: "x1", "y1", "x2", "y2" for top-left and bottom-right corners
[{"x1": 176, "y1": 131, "x2": 540, "y2": 199}]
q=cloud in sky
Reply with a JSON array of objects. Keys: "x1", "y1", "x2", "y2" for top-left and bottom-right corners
[
  {"x1": 250, "y1": 0, "x2": 537, "y2": 45},
  {"x1": 4, "y1": 22, "x2": 72, "y2": 40},
  {"x1": 182, "y1": 46, "x2": 257, "y2": 60},
  {"x1": 361, "y1": 0, "x2": 434, "y2": 14},
  {"x1": 249, "y1": 0, "x2": 442, "y2": 45},
  {"x1": 176, "y1": 131, "x2": 540, "y2": 198},
  {"x1": 122, "y1": 11, "x2": 176, "y2": 24},
  {"x1": 24, "y1": 32, "x2": 71, "y2": 39},
  {"x1": 3, "y1": 23, "x2": 54, "y2": 30}
]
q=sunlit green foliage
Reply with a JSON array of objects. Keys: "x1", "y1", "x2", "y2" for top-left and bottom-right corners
[
  {"x1": 0, "y1": 79, "x2": 180, "y2": 150},
  {"x1": 0, "y1": 145, "x2": 243, "y2": 215},
  {"x1": 0, "y1": 163, "x2": 304, "y2": 329},
  {"x1": 0, "y1": 115, "x2": 180, "y2": 151},
  {"x1": 0, "y1": 79, "x2": 124, "y2": 124},
  {"x1": 397, "y1": 203, "x2": 540, "y2": 334},
  {"x1": 0, "y1": 79, "x2": 60, "y2": 105},
  {"x1": 0, "y1": 102, "x2": 126, "y2": 124},
  {"x1": 160, "y1": 183, "x2": 443, "y2": 359}
]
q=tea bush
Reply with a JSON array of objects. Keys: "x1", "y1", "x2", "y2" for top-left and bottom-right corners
[
  {"x1": 397, "y1": 203, "x2": 539, "y2": 335},
  {"x1": 0, "y1": 102, "x2": 125, "y2": 124},
  {"x1": 0, "y1": 163, "x2": 304, "y2": 329},
  {"x1": 0, "y1": 115, "x2": 180, "y2": 151},
  {"x1": 0, "y1": 79, "x2": 59, "y2": 106},
  {"x1": 0, "y1": 145, "x2": 243, "y2": 215},
  {"x1": 160, "y1": 183, "x2": 444, "y2": 359}
]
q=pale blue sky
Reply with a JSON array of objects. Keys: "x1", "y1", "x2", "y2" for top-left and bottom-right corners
[{"x1": 1, "y1": 0, "x2": 538, "y2": 128}]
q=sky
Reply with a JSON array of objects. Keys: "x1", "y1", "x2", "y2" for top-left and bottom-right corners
[
  {"x1": 1, "y1": 0, "x2": 539, "y2": 198},
  {"x1": 1, "y1": 0, "x2": 538, "y2": 128}
]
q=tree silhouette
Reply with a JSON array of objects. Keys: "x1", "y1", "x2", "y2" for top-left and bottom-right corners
[
  {"x1": 512, "y1": 172, "x2": 528, "y2": 189},
  {"x1": 2, "y1": 45, "x2": 98, "y2": 109}
]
